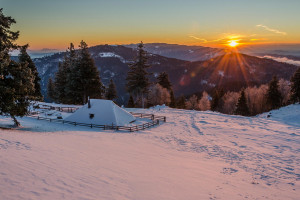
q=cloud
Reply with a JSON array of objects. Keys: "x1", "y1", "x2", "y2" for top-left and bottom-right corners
[
  {"x1": 262, "y1": 55, "x2": 300, "y2": 66},
  {"x1": 256, "y1": 24, "x2": 287, "y2": 35},
  {"x1": 189, "y1": 35, "x2": 207, "y2": 42}
]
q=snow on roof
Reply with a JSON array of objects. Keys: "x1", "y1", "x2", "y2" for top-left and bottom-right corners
[{"x1": 64, "y1": 99, "x2": 136, "y2": 126}]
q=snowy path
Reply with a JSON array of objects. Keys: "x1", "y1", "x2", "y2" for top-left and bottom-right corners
[{"x1": 0, "y1": 105, "x2": 299, "y2": 200}]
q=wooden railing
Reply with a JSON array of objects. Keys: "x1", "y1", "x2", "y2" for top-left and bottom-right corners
[
  {"x1": 130, "y1": 112, "x2": 166, "y2": 122},
  {"x1": 29, "y1": 113, "x2": 165, "y2": 132}
]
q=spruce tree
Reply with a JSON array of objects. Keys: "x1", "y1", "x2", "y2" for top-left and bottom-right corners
[
  {"x1": 126, "y1": 41, "x2": 151, "y2": 108},
  {"x1": 74, "y1": 40, "x2": 104, "y2": 104},
  {"x1": 19, "y1": 45, "x2": 42, "y2": 100},
  {"x1": 169, "y1": 89, "x2": 176, "y2": 108},
  {"x1": 54, "y1": 62, "x2": 68, "y2": 103},
  {"x1": 127, "y1": 95, "x2": 135, "y2": 108},
  {"x1": 64, "y1": 43, "x2": 78, "y2": 103},
  {"x1": 0, "y1": 9, "x2": 35, "y2": 126},
  {"x1": 290, "y1": 67, "x2": 300, "y2": 103},
  {"x1": 234, "y1": 89, "x2": 250, "y2": 116},
  {"x1": 176, "y1": 95, "x2": 186, "y2": 109},
  {"x1": 211, "y1": 89, "x2": 224, "y2": 111},
  {"x1": 157, "y1": 72, "x2": 172, "y2": 90},
  {"x1": 266, "y1": 76, "x2": 282, "y2": 110},
  {"x1": 53, "y1": 43, "x2": 77, "y2": 104},
  {"x1": 106, "y1": 79, "x2": 117, "y2": 100},
  {"x1": 47, "y1": 78, "x2": 55, "y2": 102}
]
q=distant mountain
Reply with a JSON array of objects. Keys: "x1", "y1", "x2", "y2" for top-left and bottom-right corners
[
  {"x1": 240, "y1": 43, "x2": 300, "y2": 57},
  {"x1": 34, "y1": 45, "x2": 190, "y2": 104},
  {"x1": 33, "y1": 45, "x2": 299, "y2": 104},
  {"x1": 28, "y1": 49, "x2": 60, "y2": 58},
  {"x1": 177, "y1": 52, "x2": 298, "y2": 95},
  {"x1": 125, "y1": 43, "x2": 225, "y2": 62}
]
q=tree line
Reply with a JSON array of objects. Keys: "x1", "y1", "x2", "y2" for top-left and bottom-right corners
[{"x1": 183, "y1": 72, "x2": 300, "y2": 116}]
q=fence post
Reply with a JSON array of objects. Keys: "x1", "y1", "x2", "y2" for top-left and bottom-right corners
[
  {"x1": 50, "y1": 118, "x2": 52, "y2": 122},
  {"x1": 151, "y1": 114, "x2": 154, "y2": 120},
  {"x1": 37, "y1": 116, "x2": 39, "y2": 120},
  {"x1": 91, "y1": 124, "x2": 92, "y2": 128},
  {"x1": 157, "y1": 119, "x2": 159, "y2": 125}
]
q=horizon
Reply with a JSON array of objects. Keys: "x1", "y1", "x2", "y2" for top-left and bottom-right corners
[{"x1": 2, "y1": 0, "x2": 300, "y2": 51}]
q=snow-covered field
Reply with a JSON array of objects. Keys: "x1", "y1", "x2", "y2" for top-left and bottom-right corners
[{"x1": 0, "y1": 105, "x2": 299, "y2": 200}]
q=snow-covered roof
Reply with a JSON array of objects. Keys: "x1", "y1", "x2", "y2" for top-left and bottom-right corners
[{"x1": 65, "y1": 99, "x2": 136, "y2": 126}]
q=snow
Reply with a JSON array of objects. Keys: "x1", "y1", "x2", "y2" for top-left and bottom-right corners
[
  {"x1": 201, "y1": 79, "x2": 208, "y2": 85},
  {"x1": 0, "y1": 104, "x2": 300, "y2": 199},
  {"x1": 65, "y1": 99, "x2": 136, "y2": 126},
  {"x1": 218, "y1": 70, "x2": 224, "y2": 77},
  {"x1": 98, "y1": 52, "x2": 125, "y2": 63}
]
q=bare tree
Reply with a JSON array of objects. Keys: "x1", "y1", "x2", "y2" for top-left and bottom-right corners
[
  {"x1": 186, "y1": 95, "x2": 199, "y2": 110},
  {"x1": 148, "y1": 84, "x2": 170, "y2": 106}
]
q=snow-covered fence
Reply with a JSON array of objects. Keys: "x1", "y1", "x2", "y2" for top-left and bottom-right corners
[
  {"x1": 130, "y1": 112, "x2": 166, "y2": 122},
  {"x1": 32, "y1": 113, "x2": 166, "y2": 132},
  {"x1": 35, "y1": 103, "x2": 80, "y2": 113}
]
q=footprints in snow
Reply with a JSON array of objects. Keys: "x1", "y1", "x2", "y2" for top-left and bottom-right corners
[{"x1": 0, "y1": 138, "x2": 31, "y2": 150}]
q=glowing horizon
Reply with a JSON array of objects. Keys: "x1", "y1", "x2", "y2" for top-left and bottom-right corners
[{"x1": 2, "y1": 0, "x2": 300, "y2": 50}]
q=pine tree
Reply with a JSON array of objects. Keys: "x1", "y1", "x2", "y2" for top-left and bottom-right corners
[
  {"x1": 54, "y1": 62, "x2": 68, "y2": 103},
  {"x1": 266, "y1": 76, "x2": 282, "y2": 110},
  {"x1": 18, "y1": 44, "x2": 42, "y2": 100},
  {"x1": 64, "y1": 43, "x2": 78, "y2": 103},
  {"x1": 74, "y1": 40, "x2": 104, "y2": 104},
  {"x1": 126, "y1": 41, "x2": 151, "y2": 108},
  {"x1": 127, "y1": 95, "x2": 135, "y2": 108},
  {"x1": 290, "y1": 67, "x2": 300, "y2": 103},
  {"x1": 176, "y1": 95, "x2": 186, "y2": 109},
  {"x1": 53, "y1": 43, "x2": 77, "y2": 104},
  {"x1": 169, "y1": 89, "x2": 176, "y2": 108},
  {"x1": 157, "y1": 72, "x2": 172, "y2": 90},
  {"x1": 234, "y1": 89, "x2": 250, "y2": 116},
  {"x1": 211, "y1": 89, "x2": 224, "y2": 111},
  {"x1": 47, "y1": 78, "x2": 55, "y2": 102},
  {"x1": 0, "y1": 9, "x2": 35, "y2": 126},
  {"x1": 106, "y1": 79, "x2": 117, "y2": 100}
]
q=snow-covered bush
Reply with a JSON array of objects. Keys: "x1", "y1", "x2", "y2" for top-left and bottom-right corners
[
  {"x1": 199, "y1": 91, "x2": 211, "y2": 111},
  {"x1": 278, "y1": 78, "x2": 291, "y2": 105},
  {"x1": 221, "y1": 91, "x2": 239, "y2": 114}
]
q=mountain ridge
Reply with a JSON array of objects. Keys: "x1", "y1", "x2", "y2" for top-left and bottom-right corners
[{"x1": 32, "y1": 44, "x2": 299, "y2": 104}]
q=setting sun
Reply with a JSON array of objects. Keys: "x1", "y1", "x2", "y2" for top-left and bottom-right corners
[{"x1": 228, "y1": 40, "x2": 238, "y2": 47}]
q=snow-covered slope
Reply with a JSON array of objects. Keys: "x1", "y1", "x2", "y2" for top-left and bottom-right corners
[{"x1": 0, "y1": 105, "x2": 299, "y2": 200}]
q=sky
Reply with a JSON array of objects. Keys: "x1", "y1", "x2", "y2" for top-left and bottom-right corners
[{"x1": 1, "y1": 0, "x2": 300, "y2": 50}]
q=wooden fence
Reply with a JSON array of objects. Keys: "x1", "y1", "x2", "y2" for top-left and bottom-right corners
[
  {"x1": 36, "y1": 104, "x2": 79, "y2": 113},
  {"x1": 30, "y1": 113, "x2": 166, "y2": 132}
]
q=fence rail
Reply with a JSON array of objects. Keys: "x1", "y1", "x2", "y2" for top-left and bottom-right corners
[
  {"x1": 130, "y1": 112, "x2": 166, "y2": 122},
  {"x1": 29, "y1": 113, "x2": 165, "y2": 132}
]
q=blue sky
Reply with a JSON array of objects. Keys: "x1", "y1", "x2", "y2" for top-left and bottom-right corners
[{"x1": 2, "y1": 0, "x2": 299, "y2": 49}]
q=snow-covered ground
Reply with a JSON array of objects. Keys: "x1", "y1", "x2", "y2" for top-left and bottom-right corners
[{"x1": 0, "y1": 104, "x2": 299, "y2": 200}]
